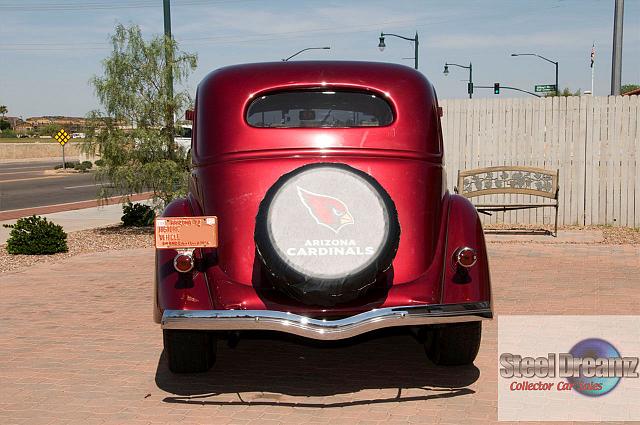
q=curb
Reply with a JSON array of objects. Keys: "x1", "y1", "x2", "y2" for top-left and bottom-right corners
[{"x1": 0, "y1": 192, "x2": 154, "y2": 221}]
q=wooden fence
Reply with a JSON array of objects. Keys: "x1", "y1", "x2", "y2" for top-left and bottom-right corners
[{"x1": 440, "y1": 95, "x2": 639, "y2": 227}]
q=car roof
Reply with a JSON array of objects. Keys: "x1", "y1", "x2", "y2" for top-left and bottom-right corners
[
  {"x1": 193, "y1": 61, "x2": 441, "y2": 161},
  {"x1": 198, "y1": 61, "x2": 432, "y2": 97}
]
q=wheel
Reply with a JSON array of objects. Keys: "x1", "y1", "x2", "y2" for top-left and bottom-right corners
[
  {"x1": 163, "y1": 330, "x2": 216, "y2": 373},
  {"x1": 425, "y1": 322, "x2": 482, "y2": 366},
  {"x1": 254, "y1": 163, "x2": 401, "y2": 306}
]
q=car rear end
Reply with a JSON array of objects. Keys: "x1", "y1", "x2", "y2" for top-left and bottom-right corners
[{"x1": 155, "y1": 61, "x2": 492, "y2": 372}]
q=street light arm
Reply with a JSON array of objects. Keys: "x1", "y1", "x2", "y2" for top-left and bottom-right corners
[
  {"x1": 283, "y1": 46, "x2": 330, "y2": 62},
  {"x1": 381, "y1": 32, "x2": 416, "y2": 42},
  {"x1": 512, "y1": 53, "x2": 557, "y2": 65},
  {"x1": 511, "y1": 52, "x2": 559, "y2": 95},
  {"x1": 445, "y1": 62, "x2": 470, "y2": 70}
]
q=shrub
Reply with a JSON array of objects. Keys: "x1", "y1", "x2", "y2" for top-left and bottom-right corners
[
  {"x1": 121, "y1": 202, "x2": 155, "y2": 227},
  {"x1": 73, "y1": 162, "x2": 91, "y2": 172},
  {"x1": 3, "y1": 215, "x2": 68, "y2": 255},
  {"x1": 81, "y1": 160, "x2": 93, "y2": 169},
  {"x1": 1, "y1": 129, "x2": 17, "y2": 137},
  {"x1": 94, "y1": 159, "x2": 105, "y2": 167},
  {"x1": 54, "y1": 161, "x2": 80, "y2": 170}
]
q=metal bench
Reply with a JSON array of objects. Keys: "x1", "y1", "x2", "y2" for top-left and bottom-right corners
[{"x1": 455, "y1": 166, "x2": 560, "y2": 236}]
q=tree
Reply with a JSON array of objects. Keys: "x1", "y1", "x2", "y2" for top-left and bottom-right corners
[
  {"x1": 545, "y1": 87, "x2": 581, "y2": 97},
  {"x1": 85, "y1": 23, "x2": 197, "y2": 208},
  {"x1": 35, "y1": 123, "x2": 59, "y2": 137},
  {"x1": 621, "y1": 84, "x2": 640, "y2": 95},
  {"x1": 0, "y1": 105, "x2": 8, "y2": 133}
]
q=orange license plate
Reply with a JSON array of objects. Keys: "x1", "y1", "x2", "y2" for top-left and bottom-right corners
[{"x1": 155, "y1": 216, "x2": 218, "y2": 249}]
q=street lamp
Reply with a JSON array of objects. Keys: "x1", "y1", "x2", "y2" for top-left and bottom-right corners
[
  {"x1": 511, "y1": 53, "x2": 559, "y2": 95},
  {"x1": 282, "y1": 46, "x2": 331, "y2": 61},
  {"x1": 443, "y1": 62, "x2": 473, "y2": 99},
  {"x1": 377, "y1": 31, "x2": 419, "y2": 70}
]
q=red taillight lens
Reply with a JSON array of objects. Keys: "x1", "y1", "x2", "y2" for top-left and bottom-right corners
[
  {"x1": 174, "y1": 252, "x2": 194, "y2": 273},
  {"x1": 454, "y1": 247, "x2": 477, "y2": 268}
]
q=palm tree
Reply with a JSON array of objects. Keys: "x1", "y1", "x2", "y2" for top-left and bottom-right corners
[{"x1": 0, "y1": 105, "x2": 7, "y2": 119}]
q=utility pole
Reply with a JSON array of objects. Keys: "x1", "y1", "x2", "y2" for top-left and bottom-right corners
[
  {"x1": 591, "y1": 43, "x2": 596, "y2": 96},
  {"x1": 468, "y1": 62, "x2": 472, "y2": 99},
  {"x1": 413, "y1": 32, "x2": 419, "y2": 71},
  {"x1": 611, "y1": 0, "x2": 624, "y2": 95},
  {"x1": 163, "y1": 0, "x2": 176, "y2": 159}
]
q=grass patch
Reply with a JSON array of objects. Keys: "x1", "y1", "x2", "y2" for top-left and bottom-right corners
[{"x1": 0, "y1": 138, "x2": 91, "y2": 143}]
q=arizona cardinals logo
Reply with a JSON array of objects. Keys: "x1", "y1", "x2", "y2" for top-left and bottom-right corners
[{"x1": 297, "y1": 186, "x2": 354, "y2": 234}]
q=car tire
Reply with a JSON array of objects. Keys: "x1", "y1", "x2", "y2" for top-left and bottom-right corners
[
  {"x1": 254, "y1": 163, "x2": 400, "y2": 306},
  {"x1": 425, "y1": 322, "x2": 481, "y2": 366},
  {"x1": 163, "y1": 330, "x2": 216, "y2": 373}
]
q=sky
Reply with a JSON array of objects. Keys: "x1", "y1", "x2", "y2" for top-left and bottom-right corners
[{"x1": 0, "y1": 0, "x2": 639, "y2": 118}]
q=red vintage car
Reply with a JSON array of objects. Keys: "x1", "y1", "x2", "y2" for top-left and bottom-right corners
[{"x1": 155, "y1": 61, "x2": 492, "y2": 373}]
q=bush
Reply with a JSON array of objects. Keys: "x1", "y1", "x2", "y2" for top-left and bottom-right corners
[
  {"x1": 73, "y1": 162, "x2": 91, "y2": 172},
  {"x1": 81, "y1": 160, "x2": 93, "y2": 169},
  {"x1": 94, "y1": 159, "x2": 105, "y2": 167},
  {"x1": 1, "y1": 129, "x2": 17, "y2": 137},
  {"x1": 54, "y1": 161, "x2": 80, "y2": 170},
  {"x1": 121, "y1": 202, "x2": 155, "y2": 227},
  {"x1": 3, "y1": 215, "x2": 68, "y2": 255}
]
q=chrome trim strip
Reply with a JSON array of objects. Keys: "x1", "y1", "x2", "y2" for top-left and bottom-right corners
[{"x1": 161, "y1": 302, "x2": 492, "y2": 341}]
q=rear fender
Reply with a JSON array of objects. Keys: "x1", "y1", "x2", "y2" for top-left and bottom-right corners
[
  {"x1": 153, "y1": 196, "x2": 214, "y2": 323},
  {"x1": 441, "y1": 194, "x2": 491, "y2": 304}
]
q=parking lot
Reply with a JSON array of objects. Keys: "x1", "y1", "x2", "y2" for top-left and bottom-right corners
[{"x1": 1, "y1": 241, "x2": 638, "y2": 425}]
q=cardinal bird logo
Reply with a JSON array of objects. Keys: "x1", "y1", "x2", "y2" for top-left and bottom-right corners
[{"x1": 297, "y1": 186, "x2": 354, "y2": 234}]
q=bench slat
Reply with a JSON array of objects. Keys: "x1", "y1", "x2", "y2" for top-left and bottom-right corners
[
  {"x1": 457, "y1": 166, "x2": 559, "y2": 200},
  {"x1": 474, "y1": 203, "x2": 557, "y2": 208}
]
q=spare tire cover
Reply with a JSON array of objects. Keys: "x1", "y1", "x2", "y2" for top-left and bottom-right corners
[{"x1": 255, "y1": 163, "x2": 400, "y2": 306}]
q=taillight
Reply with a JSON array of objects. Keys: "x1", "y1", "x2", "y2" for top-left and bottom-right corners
[
  {"x1": 174, "y1": 252, "x2": 194, "y2": 273},
  {"x1": 453, "y1": 247, "x2": 477, "y2": 268}
]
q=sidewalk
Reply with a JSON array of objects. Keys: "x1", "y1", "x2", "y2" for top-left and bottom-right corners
[
  {"x1": 1, "y1": 242, "x2": 638, "y2": 424},
  {"x1": 0, "y1": 200, "x2": 152, "y2": 245},
  {"x1": 485, "y1": 230, "x2": 604, "y2": 243}
]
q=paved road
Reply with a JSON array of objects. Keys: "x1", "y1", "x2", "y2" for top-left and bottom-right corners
[
  {"x1": 0, "y1": 160, "x2": 107, "y2": 211},
  {"x1": 0, "y1": 242, "x2": 638, "y2": 424}
]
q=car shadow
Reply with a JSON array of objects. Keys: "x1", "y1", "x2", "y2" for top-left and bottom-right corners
[{"x1": 155, "y1": 327, "x2": 480, "y2": 408}]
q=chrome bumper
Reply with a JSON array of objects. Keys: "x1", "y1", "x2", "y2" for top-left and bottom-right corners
[{"x1": 161, "y1": 302, "x2": 492, "y2": 341}]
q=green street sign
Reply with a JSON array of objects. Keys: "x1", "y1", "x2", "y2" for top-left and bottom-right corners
[{"x1": 535, "y1": 84, "x2": 557, "y2": 93}]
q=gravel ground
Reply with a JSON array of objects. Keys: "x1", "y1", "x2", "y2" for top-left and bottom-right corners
[
  {"x1": 0, "y1": 225, "x2": 153, "y2": 274},
  {"x1": 1, "y1": 224, "x2": 637, "y2": 274},
  {"x1": 483, "y1": 223, "x2": 640, "y2": 244}
]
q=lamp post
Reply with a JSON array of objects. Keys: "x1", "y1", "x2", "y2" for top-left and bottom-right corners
[
  {"x1": 511, "y1": 53, "x2": 559, "y2": 95},
  {"x1": 163, "y1": 0, "x2": 175, "y2": 159},
  {"x1": 378, "y1": 32, "x2": 419, "y2": 70},
  {"x1": 283, "y1": 46, "x2": 331, "y2": 61},
  {"x1": 444, "y1": 62, "x2": 473, "y2": 99}
]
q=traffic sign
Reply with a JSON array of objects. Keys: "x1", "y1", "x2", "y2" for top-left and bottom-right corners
[
  {"x1": 54, "y1": 129, "x2": 70, "y2": 170},
  {"x1": 54, "y1": 129, "x2": 70, "y2": 146},
  {"x1": 535, "y1": 84, "x2": 557, "y2": 93}
]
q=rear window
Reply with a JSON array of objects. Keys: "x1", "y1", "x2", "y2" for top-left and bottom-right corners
[{"x1": 246, "y1": 90, "x2": 394, "y2": 128}]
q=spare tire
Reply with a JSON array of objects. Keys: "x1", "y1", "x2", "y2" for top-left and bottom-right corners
[{"x1": 254, "y1": 163, "x2": 400, "y2": 306}]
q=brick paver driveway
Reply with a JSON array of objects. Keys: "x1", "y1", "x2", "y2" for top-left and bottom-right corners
[{"x1": 1, "y1": 242, "x2": 638, "y2": 424}]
